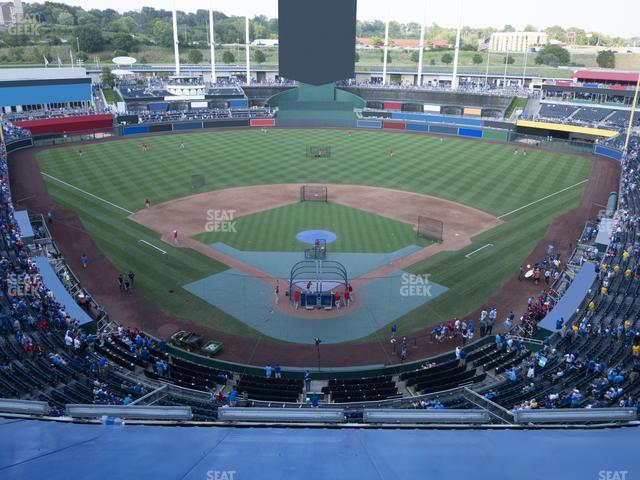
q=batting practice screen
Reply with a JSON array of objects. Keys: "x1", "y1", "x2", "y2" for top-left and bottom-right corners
[
  {"x1": 417, "y1": 216, "x2": 444, "y2": 243},
  {"x1": 278, "y1": 0, "x2": 357, "y2": 85}
]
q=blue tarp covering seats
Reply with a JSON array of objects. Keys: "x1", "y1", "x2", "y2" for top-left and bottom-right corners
[
  {"x1": 537, "y1": 261, "x2": 597, "y2": 332},
  {"x1": 14, "y1": 211, "x2": 34, "y2": 242},
  {"x1": 34, "y1": 257, "x2": 93, "y2": 326}
]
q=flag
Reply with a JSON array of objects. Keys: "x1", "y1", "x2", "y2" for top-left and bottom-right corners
[
  {"x1": 43, "y1": 55, "x2": 49, "y2": 67},
  {"x1": 478, "y1": 37, "x2": 491, "y2": 52},
  {"x1": 70, "y1": 49, "x2": 74, "y2": 67},
  {"x1": 57, "y1": 54, "x2": 62, "y2": 67}
]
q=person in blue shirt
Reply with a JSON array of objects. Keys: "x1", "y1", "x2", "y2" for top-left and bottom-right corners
[
  {"x1": 228, "y1": 387, "x2": 238, "y2": 407},
  {"x1": 570, "y1": 390, "x2": 582, "y2": 407},
  {"x1": 459, "y1": 349, "x2": 468, "y2": 366},
  {"x1": 265, "y1": 364, "x2": 273, "y2": 378},
  {"x1": 507, "y1": 367, "x2": 517, "y2": 382},
  {"x1": 556, "y1": 317, "x2": 564, "y2": 330},
  {"x1": 310, "y1": 393, "x2": 318, "y2": 408}
]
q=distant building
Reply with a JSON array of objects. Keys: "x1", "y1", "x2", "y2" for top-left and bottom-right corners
[
  {"x1": 0, "y1": 2, "x2": 15, "y2": 25},
  {"x1": 490, "y1": 32, "x2": 548, "y2": 52},
  {"x1": 0, "y1": 0, "x2": 22, "y2": 25}
]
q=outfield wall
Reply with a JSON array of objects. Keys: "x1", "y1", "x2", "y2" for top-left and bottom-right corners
[
  {"x1": 15, "y1": 114, "x2": 114, "y2": 135},
  {"x1": 121, "y1": 118, "x2": 251, "y2": 136},
  {"x1": 594, "y1": 144, "x2": 624, "y2": 161},
  {"x1": 355, "y1": 114, "x2": 510, "y2": 141}
]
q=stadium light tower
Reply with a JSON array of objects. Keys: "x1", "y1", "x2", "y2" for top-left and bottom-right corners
[
  {"x1": 451, "y1": 0, "x2": 463, "y2": 90},
  {"x1": 171, "y1": 0, "x2": 180, "y2": 75},
  {"x1": 417, "y1": 0, "x2": 427, "y2": 86},
  {"x1": 623, "y1": 72, "x2": 640, "y2": 153},
  {"x1": 382, "y1": 2, "x2": 390, "y2": 85},
  {"x1": 209, "y1": 1, "x2": 216, "y2": 83},
  {"x1": 245, "y1": 14, "x2": 251, "y2": 84}
]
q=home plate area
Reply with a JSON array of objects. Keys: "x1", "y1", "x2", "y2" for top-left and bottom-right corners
[{"x1": 182, "y1": 242, "x2": 448, "y2": 343}]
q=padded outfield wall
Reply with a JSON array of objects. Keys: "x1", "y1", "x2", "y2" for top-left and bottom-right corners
[{"x1": 356, "y1": 113, "x2": 510, "y2": 141}]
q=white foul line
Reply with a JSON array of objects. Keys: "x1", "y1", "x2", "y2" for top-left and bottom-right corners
[
  {"x1": 465, "y1": 243, "x2": 494, "y2": 258},
  {"x1": 497, "y1": 179, "x2": 588, "y2": 220},
  {"x1": 41, "y1": 172, "x2": 133, "y2": 215},
  {"x1": 138, "y1": 240, "x2": 167, "y2": 255}
]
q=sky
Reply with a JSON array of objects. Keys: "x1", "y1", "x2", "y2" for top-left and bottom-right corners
[{"x1": 25, "y1": 0, "x2": 640, "y2": 38}]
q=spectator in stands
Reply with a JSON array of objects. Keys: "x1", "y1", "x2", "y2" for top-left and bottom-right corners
[
  {"x1": 304, "y1": 370, "x2": 311, "y2": 391},
  {"x1": 228, "y1": 386, "x2": 238, "y2": 407}
]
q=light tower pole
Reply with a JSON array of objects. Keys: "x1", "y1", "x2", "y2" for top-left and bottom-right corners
[
  {"x1": 623, "y1": 73, "x2": 640, "y2": 153},
  {"x1": 245, "y1": 14, "x2": 251, "y2": 84},
  {"x1": 417, "y1": 0, "x2": 427, "y2": 87},
  {"x1": 171, "y1": 0, "x2": 180, "y2": 75},
  {"x1": 451, "y1": 0, "x2": 463, "y2": 90},
  {"x1": 209, "y1": 1, "x2": 216, "y2": 83},
  {"x1": 382, "y1": 2, "x2": 390, "y2": 85}
]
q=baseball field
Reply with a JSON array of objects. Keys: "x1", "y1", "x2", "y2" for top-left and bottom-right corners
[{"x1": 35, "y1": 128, "x2": 592, "y2": 343}]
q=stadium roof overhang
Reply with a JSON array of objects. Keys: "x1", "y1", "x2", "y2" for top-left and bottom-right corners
[
  {"x1": 515, "y1": 119, "x2": 619, "y2": 138},
  {"x1": 572, "y1": 70, "x2": 640, "y2": 84}
]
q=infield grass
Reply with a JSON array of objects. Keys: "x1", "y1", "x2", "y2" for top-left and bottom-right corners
[
  {"x1": 195, "y1": 202, "x2": 433, "y2": 252},
  {"x1": 36, "y1": 129, "x2": 592, "y2": 341}
]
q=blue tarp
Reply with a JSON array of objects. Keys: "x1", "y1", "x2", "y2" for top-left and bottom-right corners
[
  {"x1": 538, "y1": 261, "x2": 597, "y2": 332},
  {"x1": 228, "y1": 99, "x2": 249, "y2": 108},
  {"x1": 594, "y1": 145, "x2": 623, "y2": 161},
  {"x1": 123, "y1": 125, "x2": 149, "y2": 136},
  {"x1": 34, "y1": 257, "x2": 93, "y2": 326},
  {"x1": 406, "y1": 123, "x2": 429, "y2": 132},
  {"x1": 458, "y1": 127, "x2": 483, "y2": 138},
  {"x1": 0, "y1": 419, "x2": 637, "y2": 480},
  {"x1": 14, "y1": 210, "x2": 34, "y2": 239}
]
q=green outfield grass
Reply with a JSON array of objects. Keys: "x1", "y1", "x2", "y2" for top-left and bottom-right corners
[
  {"x1": 195, "y1": 202, "x2": 433, "y2": 253},
  {"x1": 36, "y1": 129, "x2": 592, "y2": 342}
]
